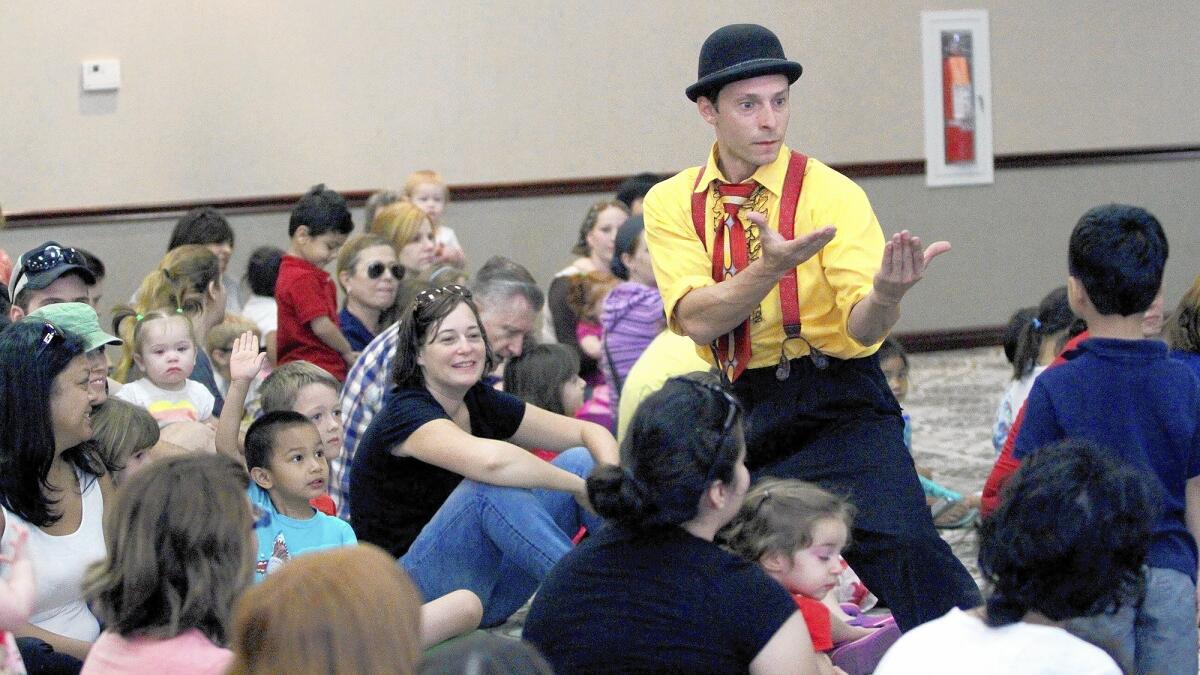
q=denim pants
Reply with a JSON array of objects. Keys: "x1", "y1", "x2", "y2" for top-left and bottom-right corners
[
  {"x1": 737, "y1": 354, "x2": 982, "y2": 632},
  {"x1": 1066, "y1": 566, "x2": 1198, "y2": 675},
  {"x1": 400, "y1": 447, "x2": 601, "y2": 627}
]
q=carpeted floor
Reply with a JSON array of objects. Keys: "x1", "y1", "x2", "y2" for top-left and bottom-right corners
[{"x1": 491, "y1": 347, "x2": 1013, "y2": 638}]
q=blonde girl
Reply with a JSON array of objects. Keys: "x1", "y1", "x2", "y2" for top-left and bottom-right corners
[
  {"x1": 368, "y1": 202, "x2": 437, "y2": 278},
  {"x1": 112, "y1": 308, "x2": 215, "y2": 427},
  {"x1": 89, "y1": 398, "x2": 160, "y2": 483}
]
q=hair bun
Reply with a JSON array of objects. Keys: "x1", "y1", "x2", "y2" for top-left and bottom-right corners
[{"x1": 587, "y1": 465, "x2": 656, "y2": 525}]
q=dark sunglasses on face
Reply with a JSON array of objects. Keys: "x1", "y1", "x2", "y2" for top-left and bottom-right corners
[{"x1": 365, "y1": 262, "x2": 405, "y2": 281}]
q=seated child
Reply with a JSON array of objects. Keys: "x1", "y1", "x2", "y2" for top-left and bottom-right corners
[
  {"x1": 991, "y1": 287, "x2": 1073, "y2": 452},
  {"x1": 276, "y1": 184, "x2": 355, "y2": 381},
  {"x1": 503, "y1": 344, "x2": 586, "y2": 462},
  {"x1": 240, "y1": 246, "x2": 283, "y2": 365},
  {"x1": 1167, "y1": 273, "x2": 1200, "y2": 380},
  {"x1": 876, "y1": 441, "x2": 1145, "y2": 674},
  {"x1": 403, "y1": 170, "x2": 466, "y2": 267},
  {"x1": 113, "y1": 308, "x2": 215, "y2": 427},
  {"x1": 89, "y1": 398, "x2": 160, "y2": 484},
  {"x1": 876, "y1": 338, "x2": 978, "y2": 528},
  {"x1": 721, "y1": 479, "x2": 899, "y2": 675},
  {"x1": 243, "y1": 411, "x2": 356, "y2": 581},
  {"x1": 80, "y1": 454, "x2": 254, "y2": 674},
  {"x1": 207, "y1": 314, "x2": 263, "y2": 403}
]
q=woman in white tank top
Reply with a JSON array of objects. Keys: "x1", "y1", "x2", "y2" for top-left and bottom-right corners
[{"x1": 1, "y1": 320, "x2": 114, "y2": 668}]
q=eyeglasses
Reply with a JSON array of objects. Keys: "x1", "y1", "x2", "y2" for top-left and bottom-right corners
[
  {"x1": 415, "y1": 284, "x2": 472, "y2": 310},
  {"x1": 35, "y1": 321, "x2": 67, "y2": 359},
  {"x1": 366, "y1": 262, "x2": 405, "y2": 281},
  {"x1": 681, "y1": 377, "x2": 741, "y2": 435}
]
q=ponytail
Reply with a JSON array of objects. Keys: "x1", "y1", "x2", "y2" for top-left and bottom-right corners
[{"x1": 1011, "y1": 287, "x2": 1073, "y2": 379}]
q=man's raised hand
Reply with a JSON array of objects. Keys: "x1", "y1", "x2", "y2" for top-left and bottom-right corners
[
  {"x1": 750, "y1": 211, "x2": 837, "y2": 279},
  {"x1": 872, "y1": 230, "x2": 951, "y2": 306}
]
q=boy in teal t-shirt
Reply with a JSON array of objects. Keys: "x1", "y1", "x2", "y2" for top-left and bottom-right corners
[{"x1": 246, "y1": 410, "x2": 356, "y2": 580}]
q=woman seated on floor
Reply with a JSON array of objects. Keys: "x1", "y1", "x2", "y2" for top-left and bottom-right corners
[
  {"x1": 348, "y1": 284, "x2": 617, "y2": 627},
  {"x1": 524, "y1": 374, "x2": 816, "y2": 674}
]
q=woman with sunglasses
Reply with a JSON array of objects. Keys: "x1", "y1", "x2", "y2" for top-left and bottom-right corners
[
  {"x1": 349, "y1": 284, "x2": 619, "y2": 627},
  {"x1": 335, "y1": 235, "x2": 404, "y2": 352},
  {"x1": 1, "y1": 320, "x2": 116, "y2": 672},
  {"x1": 524, "y1": 375, "x2": 817, "y2": 674}
]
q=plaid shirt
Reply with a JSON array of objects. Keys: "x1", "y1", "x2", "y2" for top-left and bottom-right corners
[{"x1": 333, "y1": 321, "x2": 400, "y2": 520}]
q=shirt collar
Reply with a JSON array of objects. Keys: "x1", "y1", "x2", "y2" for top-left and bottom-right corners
[{"x1": 694, "y1": 142, "x2": 790, "y2": 197}]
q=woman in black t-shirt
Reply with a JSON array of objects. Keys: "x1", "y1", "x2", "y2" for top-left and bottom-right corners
[
  {"x1": 525, "y1": 375, "x2": 818, "y2": 674},
  {"x1": 349, "y1": 284, "x2": 618, "y2": 627}
]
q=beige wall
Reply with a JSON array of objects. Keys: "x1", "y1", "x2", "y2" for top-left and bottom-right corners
[
  {"x1": 2, "y1": 1, "x2": 1197, "y2": 211},
  {"x1": 2, "y1": 2, "x2": 1198, "y2": 335}
]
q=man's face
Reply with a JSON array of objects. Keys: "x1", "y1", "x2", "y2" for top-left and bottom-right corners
[
  {"x1": 479, "y1": 295, "x2": 536, "y2": 364},
  {"x1": 10, "y1": 273, "x2": 91, "y2": 321},
  {"x1": 698, "y1": 74, "x2": 791, "y2": 181}
]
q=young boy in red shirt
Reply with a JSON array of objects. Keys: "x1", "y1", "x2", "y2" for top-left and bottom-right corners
[{"x1": 276, "y1": 184, "x2": 355, "y2": 381}]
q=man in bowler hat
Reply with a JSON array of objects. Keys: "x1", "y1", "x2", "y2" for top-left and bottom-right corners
[{"x1": 642, "y1": 24, "x2": 980, "y2": 630}]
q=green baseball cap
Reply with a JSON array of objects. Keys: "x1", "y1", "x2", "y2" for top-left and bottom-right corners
[{"x1": 28, "y1": 302, "x2": 122, "y2": 352}]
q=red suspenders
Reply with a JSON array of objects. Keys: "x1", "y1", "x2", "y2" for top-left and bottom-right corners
[{"x1": 690, "y1": 151, "x2": 809, "y2": 381}]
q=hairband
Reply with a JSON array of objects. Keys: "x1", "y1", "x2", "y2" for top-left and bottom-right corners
[{"x1": 134, "y1": 307, "x2": 184, "y2": 322}]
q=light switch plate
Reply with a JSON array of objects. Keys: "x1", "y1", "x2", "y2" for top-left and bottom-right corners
[{"x1": 82, "y1": 59, "x2": 121, "y2": 91}]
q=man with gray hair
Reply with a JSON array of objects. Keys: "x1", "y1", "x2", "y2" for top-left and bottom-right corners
[{"x1": 333, "y1": 255, "x2": 544, "y2": 519}]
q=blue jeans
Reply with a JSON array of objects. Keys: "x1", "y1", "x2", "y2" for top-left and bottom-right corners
[
  {"x1": 399, "y1": 447, "x2": 601, "y2": 627},
  {"x1": 1066, "y1": 566, "x2": 1198, "y2": 675}
]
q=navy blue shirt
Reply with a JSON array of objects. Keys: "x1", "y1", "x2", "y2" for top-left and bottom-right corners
[
  {"x1": 525, "y1": 524, "x2": 797, "y2": 674},
  {"x1": 1015, "y1": 338, "x2": 1200, "y2": 580},
  {"x1": 338, "y1": 308, "x2": 376, "y2": 353}
]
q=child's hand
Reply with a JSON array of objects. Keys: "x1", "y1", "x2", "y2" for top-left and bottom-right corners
[
  {"x1": 230, "y1": 331, "x2": 267, "y2": 383},
  {"x1": 0, "y1": 522, "x2": 28, "y2": 566}
]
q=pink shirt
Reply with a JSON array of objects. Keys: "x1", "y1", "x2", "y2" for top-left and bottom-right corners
[{"x1": 81, "y1": 629, "x2": 232, "y2": 675}]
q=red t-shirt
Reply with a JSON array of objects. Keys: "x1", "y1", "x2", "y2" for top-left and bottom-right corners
[
  {"x1": 793, "y1": 594, "x2": 833, "y2": 652},
  {"x1": 276, "y1": 255, "x2": 346, "y2": 380}
]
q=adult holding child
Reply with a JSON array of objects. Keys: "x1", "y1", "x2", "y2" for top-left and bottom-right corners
[
  {"x1": 1, "y1": 320, "x2": 115, "y2": 671},
  {"x1": 640, "y1": 23, "x2": 977, "y2": 630},
  {"x1": 524, "y1": 375, "x2": 816, "y2": 674},
  {"x1": 349, "y1": 284, "x2": 617, "y2": 627}
]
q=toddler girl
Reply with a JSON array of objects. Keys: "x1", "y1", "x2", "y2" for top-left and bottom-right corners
[
  {"x1": 113, "y1": 308, "x2": 215, "y2": 427},
  {"x1": 721, "y1": 479, "x2": 899, "y2": 675},
  {"x1": 403, "y1": 170, "x2": 466, "y2": 267},
  {"x1": 504, "y1": 344, "x2": 586, "y2": 461},
  {"x1": 566, "y1": 272, "x2": 618, "y2": 386}
]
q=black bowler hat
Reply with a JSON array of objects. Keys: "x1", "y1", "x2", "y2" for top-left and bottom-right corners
[{"x1": 686, "y1": 24, "x2": 803, "y2": 102}]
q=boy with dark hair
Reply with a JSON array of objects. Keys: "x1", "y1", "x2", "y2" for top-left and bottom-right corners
[
  {"x1": 276, "y1": 185, "x2": 355, "y2": 381},
  {"x1": 1014, "y1": 203, "x2": 1199, "y2": 674},
  {"x1": 245, "y1": 410, "x2": 355, "y2": 581},
  {"x1": 242, "y1": 246, "x2": 284, "y2": 363}
]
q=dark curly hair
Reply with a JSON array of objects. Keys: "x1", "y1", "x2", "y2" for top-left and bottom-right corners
[
  {"x1": 980, "y1": 439, "x2": 1157, "y2": 627},
  {"x1": 587, "y1": 373, "x2": 743, "y2": 530}
]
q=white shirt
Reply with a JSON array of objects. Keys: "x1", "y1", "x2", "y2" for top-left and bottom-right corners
[
  {"x1": 114, "y1": 378, "x2": 215, "y2": 427},
  {"x1": 875, "y1": 608, "x2": 1120, "y2": 675},
  {"x1": 241, "y1": 294, "x2": 278, "y2": 335}
]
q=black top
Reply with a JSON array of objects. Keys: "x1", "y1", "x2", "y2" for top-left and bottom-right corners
[
  {"x1": 524, "y1": 524, "x2": 797, "y2": 674},
  {"x1": 349, "y1": 382, "x2": 526, "y2": 557}
]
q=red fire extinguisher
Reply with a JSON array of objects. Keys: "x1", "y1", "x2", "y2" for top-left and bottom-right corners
[{"x1": 942, "y1": 32, "x2": 975, "y2": 164}]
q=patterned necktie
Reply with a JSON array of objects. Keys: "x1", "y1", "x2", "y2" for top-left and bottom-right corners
[{"x1": 711, "y1": 181, "x2": 758, "y2": 380}]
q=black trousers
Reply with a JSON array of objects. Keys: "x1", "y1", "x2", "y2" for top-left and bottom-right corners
[{"x1": 735, "y1": 353, "x2": 982, "y2": 631}]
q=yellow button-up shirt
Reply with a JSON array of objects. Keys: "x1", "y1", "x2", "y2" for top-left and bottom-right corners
[{"x1": 642, "y1": 144, "x2": 885, "y2": 369}]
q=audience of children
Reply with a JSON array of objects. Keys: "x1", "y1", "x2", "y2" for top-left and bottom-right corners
[
  {"x1": 122, "y1": 244, "x2": 228, "y2": 413},
  {"x1": 0, "y1": 320, "x2": 113, "y2": 671},
  {"x1": 167, "y1": 207, "x2": 241, "y2": 313},
  {"x1": 334, "y1": 234, "x2": 402, "y2": 351},
  {"x1": 276, "y1": 184, "x2": 356, "y2": 381},
  {"x1": 720, "y1": 479, "x2": 899, "y2": 675},
  {"x1": 876, "y1": 440, "x2": 1146, "y2": 674},
  {"x1": 403, "y1": 170, "x2": 466, "y2": 267},
  {"x1": 525, "y1": 374, "x2": 815, "y2": 673},
  {"x1": 1010, "y1": 204, "x2": 1198, "y2": 674},
  {"x1": 238, "y1": 246, "x2": 283, "y2": 363},
  {"x1": 112, "y1": 308, "x2": 216, "y2": 428},
  {"x1": 991, "y1": 286, "x2": 1074, "y2": 452},
  {"x1": 79, "y1": 454, "x2": 253, "y2": 674},
  {"x1": 600, "y1": 214, "x2": 664, "y2": 419}
]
